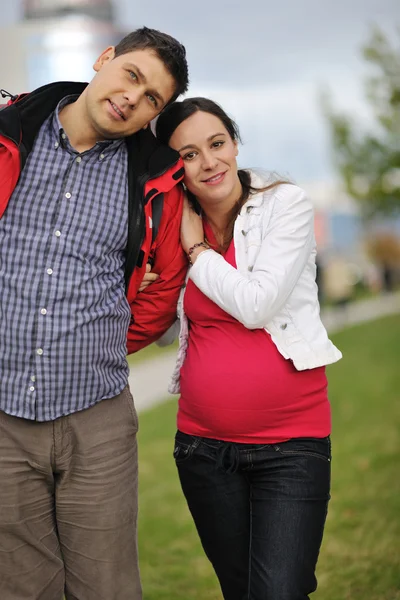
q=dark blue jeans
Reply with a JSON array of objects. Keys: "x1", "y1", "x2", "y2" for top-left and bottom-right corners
[{"x1": 174, "y1": 431, "x2": 331, "y2": 600}]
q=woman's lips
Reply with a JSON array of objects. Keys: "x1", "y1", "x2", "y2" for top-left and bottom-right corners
[{"x1": 202, "y1": 172, "x2": 226, "y2": 185}]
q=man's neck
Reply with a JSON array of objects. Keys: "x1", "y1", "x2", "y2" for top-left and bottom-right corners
[{"x1": 58, "y1": 95, "x2": 100, "y2": 153}]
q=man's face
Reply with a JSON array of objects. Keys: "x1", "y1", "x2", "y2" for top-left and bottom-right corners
[{"x1": 83, "y1": 47, "x2": 176, "y2": 139}]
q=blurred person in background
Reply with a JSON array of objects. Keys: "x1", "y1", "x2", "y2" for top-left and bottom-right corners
[
  {"x1": 324, "y1": 255, "x2": 355, "y2": 307},
  {"x1": 0, "y1": 27, "x2": 188, "y2": 600},
  {"x1": 315, "y1": 257, "x2": 325, "y2": 303},
  {"x1": 155, "y1": 97, "x2": 342, "y2": 600}
]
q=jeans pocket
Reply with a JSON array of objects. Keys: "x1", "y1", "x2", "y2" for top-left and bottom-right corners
[
  {"x1": 277, "y1": 436, "x2": 331, "y2": 463},
  {"x1": 173, "y1": 431, "x2": 198, "y2": 464}
]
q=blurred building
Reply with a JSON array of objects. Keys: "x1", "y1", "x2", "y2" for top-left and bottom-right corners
[
  {"x1": 0, "y1": 0, "x2": 124, "y2": 94},
  {"x1": 24, "y1": 0, "x2": 113, "y2": 20},
  {"x1": 299, "y1": 179, "x2": 362, "y2": 253},
  {"x1": 303, "y1": 179, "x2": 400, "y2": 296}
]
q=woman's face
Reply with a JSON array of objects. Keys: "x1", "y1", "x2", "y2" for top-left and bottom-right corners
[{"x1": 169, "y1": 110, "x2": 241, "y2": 208}]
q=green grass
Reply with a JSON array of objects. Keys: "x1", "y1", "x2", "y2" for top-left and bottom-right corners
[{"x1": 137, "y1": 315, "x2": 400, "y2": 600}]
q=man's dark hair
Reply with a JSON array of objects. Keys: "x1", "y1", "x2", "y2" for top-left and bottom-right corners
[{"x1": 114, "y1": 27, "x2": 189, "y2": 102}]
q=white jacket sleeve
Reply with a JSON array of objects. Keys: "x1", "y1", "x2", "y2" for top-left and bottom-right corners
[{"x1": 189, "y1": 186, "x2": 314, "y2": 329}]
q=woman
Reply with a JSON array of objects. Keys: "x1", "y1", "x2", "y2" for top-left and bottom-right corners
[{"x1": 155, "y1": 98, "x2": 342, "y2": 600}]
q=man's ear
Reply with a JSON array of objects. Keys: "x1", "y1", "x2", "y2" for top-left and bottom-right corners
[{"x1": 93, "y1": 46, "x2": 115, "y2": 72}]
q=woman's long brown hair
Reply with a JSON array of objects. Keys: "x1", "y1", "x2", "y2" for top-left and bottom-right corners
[{"x1": 156, "y1": 97, "x2": 291, "y2": 253}]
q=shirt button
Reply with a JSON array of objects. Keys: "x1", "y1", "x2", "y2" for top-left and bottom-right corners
[
  {"x1": 248, "y1": 265, "x2": 254, "y2": 272},
  {"x1": 40, "y1": 308, "x2": 47, "y2": 315},
  {"x1": 280, "y1": 323, "x2": 288, "y2": 330},
  {"x1": 99, "y1": 153, "x2": 105, "y2": 160},
  {"x1": 76, "y1": 156, "x2": 82, "y2": 163},
  {"x1": 54, "y1": 142, "x2": 59, "y2": 149},
  {"x1": 241, "y1": 230, "x2": 247, "y2": 236},
  {"x1": 47, "y1": 268, "x2": 53, "y2": 275},
  {"x1": 55, "y1": 230, "x2": 61, "y2": 237},
  {"x1": 36, "y1": 348, "x2": 43, "y2": 355},
  {"x1": 29, "y1": 386, "x2": 35, "y2": 392},
  {"x1": 31, "y1": 375, "x2": 36, "y2": 382},
  {"x1": 65, "y1": 192, "x2": 72, "y2": 199},
  {"x1": 61, "y1": 132, "x2": 67, "y2": 140}
]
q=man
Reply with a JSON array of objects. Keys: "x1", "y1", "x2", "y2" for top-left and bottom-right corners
[{"x1": 0, "y1": 27, "x2": 189, "y2": 600}]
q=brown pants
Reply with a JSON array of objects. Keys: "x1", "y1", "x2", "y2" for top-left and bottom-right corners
[{"x1": 0, "y1": 387, "x2": 142, "y2": 600}]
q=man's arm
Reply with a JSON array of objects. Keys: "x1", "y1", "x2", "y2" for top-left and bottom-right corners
[{"x1": 126, "y1": 187, "x2": 187, "y2": 353}]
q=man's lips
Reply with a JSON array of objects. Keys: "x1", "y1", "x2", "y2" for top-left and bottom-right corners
[
  {"x1": 108, "y1": 100, "x2": 126, "y2": 120},
  {"x1": 202, "y1": 172, "x2": 226, "y2": 185}
]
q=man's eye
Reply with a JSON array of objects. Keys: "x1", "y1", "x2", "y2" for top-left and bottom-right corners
[
  {"x1": 129, "y1": 71, "x2": 137, "y2": 80},
  {"x1": 147, "y1": 94, "x2": 157, "y2": 106}
]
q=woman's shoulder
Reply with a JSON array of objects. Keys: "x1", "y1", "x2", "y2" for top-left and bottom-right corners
[
  {"x1": 272, "y1": 184, "x2": 311, "y2": 210},
  {"x1": 248, "y1": 170, "x2": 312, "y2": 213}
]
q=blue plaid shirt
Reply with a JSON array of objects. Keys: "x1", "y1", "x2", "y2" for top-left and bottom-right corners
[{"x1": 0, "y1": 96, "x2": 131, "y2": 421}]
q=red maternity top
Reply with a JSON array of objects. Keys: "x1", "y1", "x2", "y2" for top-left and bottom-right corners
[{"x1": 178, "y1": 223, "x2": 330, "y2": 443}]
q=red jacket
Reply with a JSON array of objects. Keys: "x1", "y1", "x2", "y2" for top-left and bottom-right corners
[{"x1": 0, "y1": 82, "x2": 186, "y2": 353}]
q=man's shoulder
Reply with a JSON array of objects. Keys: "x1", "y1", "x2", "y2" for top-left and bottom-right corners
[
  {"x1": 126, "y1": 128, "x2": 183, "y2": 191},
  {"x1": 1, "y1": 82, "x2": 88, "y2": 126},
  {"x1": 163, "y1": 183, "x2": 183, "y2": 207}
]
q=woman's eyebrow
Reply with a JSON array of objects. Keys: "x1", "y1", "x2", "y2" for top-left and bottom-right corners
[{"x1": 178, "y1": 133, "x2": 226, "y2": 152}]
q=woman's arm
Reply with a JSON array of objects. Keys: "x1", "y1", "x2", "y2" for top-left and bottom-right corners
[{"x1": 187, "y1": 186, "x2": 314, "y2": 329}]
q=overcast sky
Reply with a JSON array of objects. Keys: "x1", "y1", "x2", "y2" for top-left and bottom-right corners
[
  {"x1": 2, "y1": 0, "x2": 399, "y2": 183},
  {"x1": 115, "y1": 0, "x2": 398, "y2": 183}
]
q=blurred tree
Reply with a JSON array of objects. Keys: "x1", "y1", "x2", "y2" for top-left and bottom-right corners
[{"x1": 323, "y1": 27, "x2": 400, "y2": 217}]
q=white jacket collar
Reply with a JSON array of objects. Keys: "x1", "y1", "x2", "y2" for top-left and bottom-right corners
[{"x1": 239, "y1": 169, "x2": 273, "y2": 214}]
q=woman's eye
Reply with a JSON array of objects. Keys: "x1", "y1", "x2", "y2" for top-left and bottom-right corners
[
  {"x1": 213, "y1": 141, "x2": 224, "y2": 148},
  {"x1": 183, "y1": 152, "x2": 196, "y2": 161}
]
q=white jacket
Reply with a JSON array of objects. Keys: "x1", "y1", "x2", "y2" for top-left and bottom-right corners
[{"x1": 161, "y1": 171, "x2": 342, "y2": 394}]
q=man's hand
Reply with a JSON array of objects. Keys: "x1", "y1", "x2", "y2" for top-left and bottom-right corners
[{"x1": 138, "y1": 263, "x2": 159, "y2": 292}]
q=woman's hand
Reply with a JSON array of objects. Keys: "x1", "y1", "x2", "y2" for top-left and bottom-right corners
[
  {"x1": 138, "y1": 263, "x2": 159, "y2": 292},
  {"x1": 180, "y1": 195, "x2": 205, "y2": 254}
]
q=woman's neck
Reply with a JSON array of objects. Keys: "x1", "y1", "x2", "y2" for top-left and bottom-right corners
[
  {"x1": 199, "y1": 173, "x2": 243, "y2": 234},
  {"x1": 202, "y1": 204, "x2": 230, "y2": 234}
]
